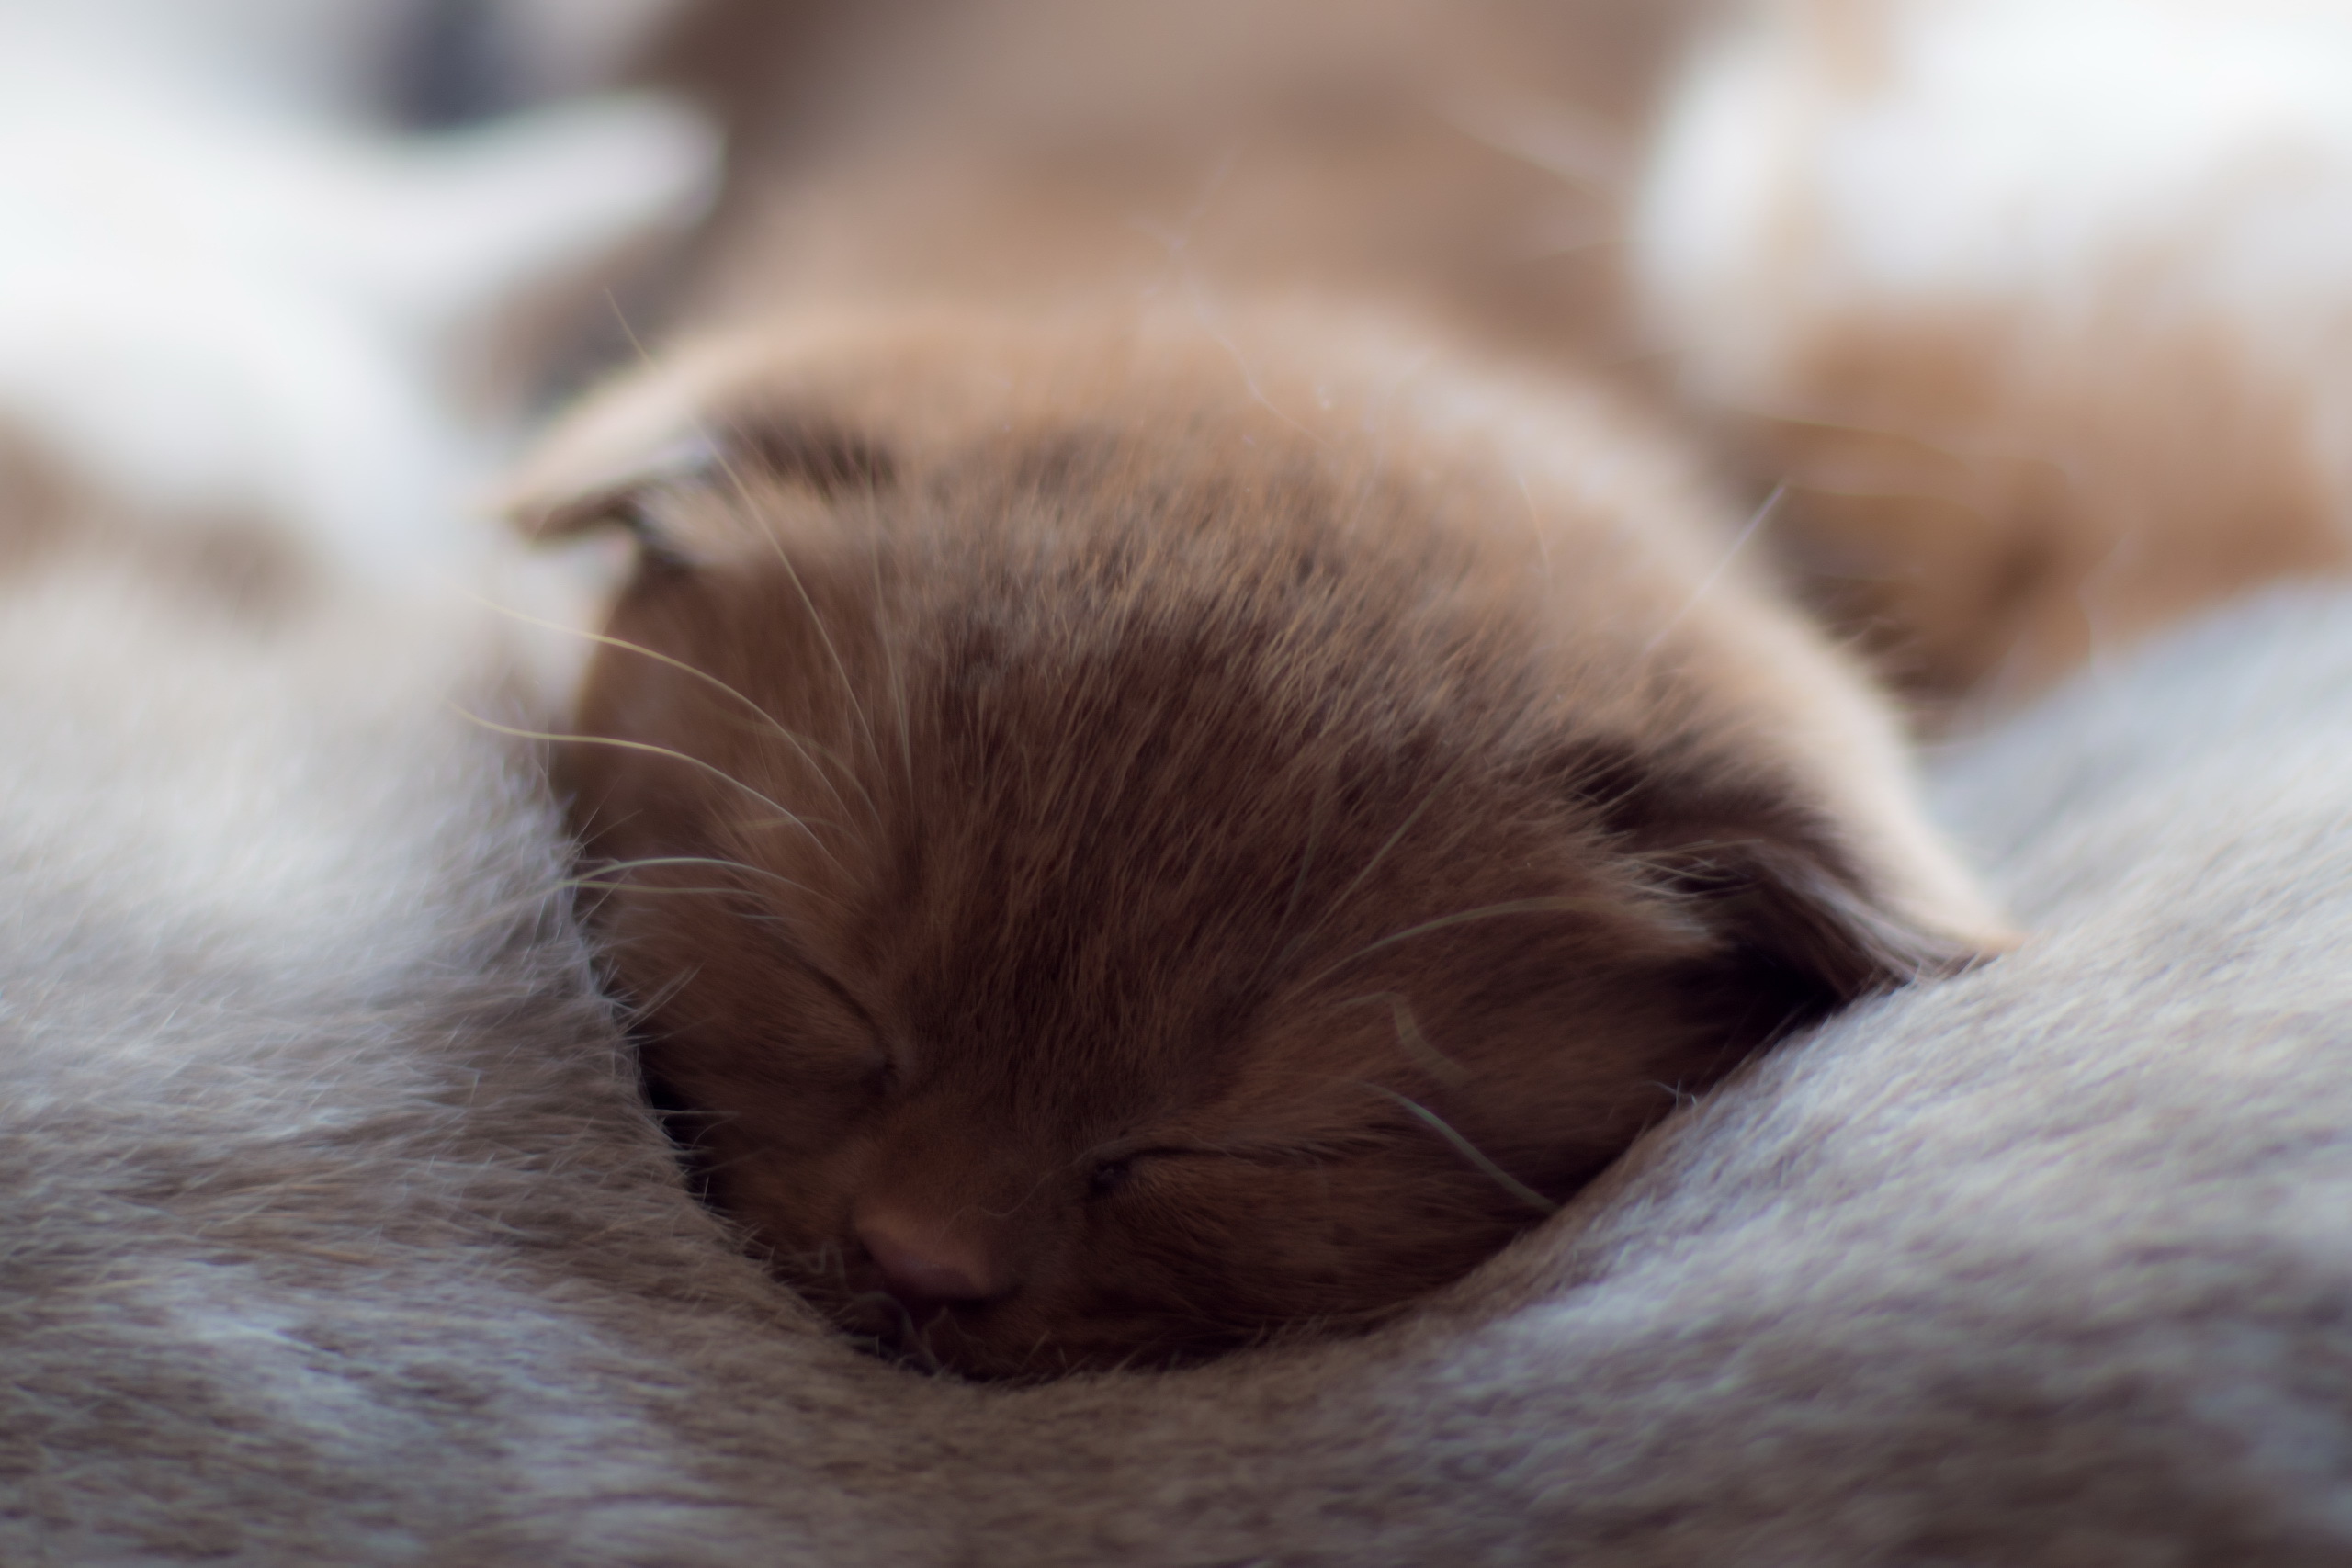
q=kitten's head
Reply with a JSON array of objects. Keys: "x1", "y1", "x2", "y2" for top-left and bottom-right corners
[{"x1": 514, "y1": 310, "x2": 2009, "y2": 1378}]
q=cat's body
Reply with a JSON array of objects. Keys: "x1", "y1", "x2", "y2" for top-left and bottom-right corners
[{"x1": 650, "y1": 0, "x2": 1707, "y2": 371}]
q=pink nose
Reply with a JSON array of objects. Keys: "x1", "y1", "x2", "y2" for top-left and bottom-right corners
[{"x1": 854, "y1": 1208, "x2": 1007, "y2": 1304}]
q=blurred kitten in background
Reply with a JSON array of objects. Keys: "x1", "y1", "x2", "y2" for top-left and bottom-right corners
[
  {"x1": 1637, "y1": 0, "x2": 2352, "y2": 708},
  {"x1": 0, "y1": 0, "x2": 710, "y2": 599}
]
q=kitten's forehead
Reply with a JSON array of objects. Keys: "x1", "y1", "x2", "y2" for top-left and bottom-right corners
[
  {"x1": 860, "y1": 599, "x2": 1662, "y2": 1132},
  {"x1": 522, "y1": 301, "x2": 1544, "y2": 517},
  {"x1": 636, "y1": 404, "x2": 1723, "y2": 1120}
]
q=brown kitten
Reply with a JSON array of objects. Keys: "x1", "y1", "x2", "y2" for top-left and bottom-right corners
[{"x1": 511, "y1": 305, "x2": 2007, "y2": 1378}]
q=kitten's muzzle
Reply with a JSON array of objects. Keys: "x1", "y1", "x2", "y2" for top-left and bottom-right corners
[{"x1": 854, "y1": 1203, "x2": 1012, "y2": 1308}]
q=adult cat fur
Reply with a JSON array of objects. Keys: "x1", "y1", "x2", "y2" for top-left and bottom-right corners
[{"x1": 11, "y1": 485, "x2": 2352, "y2": 1557}]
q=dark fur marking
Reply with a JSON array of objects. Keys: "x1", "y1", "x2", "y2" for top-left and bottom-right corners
[{"x1": 730, "y1": 416, "x2": 898, "y2": 498}]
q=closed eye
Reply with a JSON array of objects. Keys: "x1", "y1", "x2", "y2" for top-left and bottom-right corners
[
  {"x1": 1083, "y1": 1146, "x2": 1198, "y2": 1199},
  {"x1": 1082, "y1": 1135, "x2": 1394, "y2": 1198},
  {"x1": 753, "y1": 940, "x2": 908, "y2": 1086}
]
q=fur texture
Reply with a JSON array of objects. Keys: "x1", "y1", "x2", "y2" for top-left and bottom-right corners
[
  {"x1": 9, "y1": 505, "x2": 2352, "y2": 1559},
  {"x1": 647, "y1": 0, "x2": 1709, "y2": 367}
]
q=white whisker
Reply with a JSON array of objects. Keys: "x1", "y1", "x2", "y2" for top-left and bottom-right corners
[
  {"x1": 705, "y1": 428, "x2": 886, "y2": 772},
  {"x1": 1355, "y1": 1082, "x2": 1557, "y2": 1214},
  {"x1": 1643, "y1": 482, "x2": 1786, "y2": 657},
  {"x1": 449, "y1": 707, "x2": 843, "y2": 871}
]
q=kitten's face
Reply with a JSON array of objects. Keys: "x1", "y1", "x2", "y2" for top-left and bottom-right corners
[{"x1": 523, "y1": 315, "x2": 2005, "y2": 1378}]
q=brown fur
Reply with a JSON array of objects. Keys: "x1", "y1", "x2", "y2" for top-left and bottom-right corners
[
  {"x1": 514, "y1": 305, "x2": 2004, "y2": 1377},
  {"x1": 644, "y1": 0, "x2": 1718, "y2": 372},
  {"x1": 1707, "y1": 303, "x2": 2346, "y2": 705}
]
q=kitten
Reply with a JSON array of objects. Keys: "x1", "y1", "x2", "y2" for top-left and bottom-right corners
[
  {"x1": 1635, "y1": 0, "x2": 2352, "y2": 704},
  {"x1": 512, "y1": 302, "x2": 2008, "y2": 1378},
  {"x1": 0, "y1": 4, "x2": 715, "y2": 593}
]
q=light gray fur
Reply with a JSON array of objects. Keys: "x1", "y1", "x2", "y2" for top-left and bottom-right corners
[{"x1": 7, "y1": 561, "x2": 2352, "y2": 1564}]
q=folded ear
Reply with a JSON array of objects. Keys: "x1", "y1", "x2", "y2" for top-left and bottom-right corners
[
  {"x1": 502, "y1": 353, "x2": 723, "y2": 547},
  {"x1": 1566, "y1": 736, "x2": 2010, "y2": 1014},
  {"x1": 503, "y1": 346, "x2": 901, "y2": 564}
]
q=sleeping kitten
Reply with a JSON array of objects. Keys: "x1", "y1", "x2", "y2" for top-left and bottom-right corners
[{"x1": 513, "y1": 299, "x2": 2007, "y2": 1377}]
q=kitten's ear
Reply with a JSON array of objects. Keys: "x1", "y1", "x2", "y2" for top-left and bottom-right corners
[
  {"x1": 1657, "y1": 818, "x2": 1993, "y2": 1004},
  {"x1": 507, "y1": 430, "x2": 720, "y2": 549},
  {"x1": 504, "y1": 354, "x2": 897, "y2": 556},
  {"x1": 503, "y1": 357, "x2": 723, "y2": 553},
  {"x1": 1571, "y1": 740, "x2": 2013, "y2": 1007}
]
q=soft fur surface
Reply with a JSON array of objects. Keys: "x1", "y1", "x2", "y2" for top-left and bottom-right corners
[
  {"x1": 655, "y1": 0, "x2": 1706, "y2": 371},
  {"x1": 10, "y1": 538, "x2": 2352, "y2": 1559}
]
